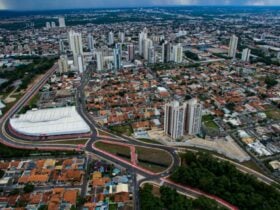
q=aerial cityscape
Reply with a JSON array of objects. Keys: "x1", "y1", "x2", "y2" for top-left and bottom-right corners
[{"x1": 0, "y1": 1, "x2": 280, "y2": 210}]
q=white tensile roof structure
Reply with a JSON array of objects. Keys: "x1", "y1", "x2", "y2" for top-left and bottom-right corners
[{"x1": 10, "y1": 106, "x2": 90, "y2": 136}]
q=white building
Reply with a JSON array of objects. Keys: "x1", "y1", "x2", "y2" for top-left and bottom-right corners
[
  {"x1": 185, "y1": 99, "x2": 203, "y2": 135},
  {"x1": 51, "y1": 21, "x2": 56, "y2": 28},
  {"x1": 58, "y1": 17, "x2": 66, "y2": 27},
  {"x1": 77, "y1": 55, "x2": 84, "y2": 73},
  {"x1": 9, "y1": 106, "x2": 90, "y2": 137},
  {"x1": 58, "y1": 55, "x2": 69, "y2": 73},
  {"x1": 138, "y1": 28, "x2": 148, "y2": 56},
  {"x1": 242, "y1": 48, "x2": 251, "y2": 62},
  {"x1": 143, "y1": 38, "x2": 153, "y2": 61},
  {"x1": 118, "y1": 32, "x2": 125, "y2": 43},
  {"x1": 148, "y1": 46, "x2": 156, "y2": 64},
  {"x1": 164, "y1": 101, "x2": 186, "y2": 140},
  {"x1": 45, "y1": 22, "x2": 51, "y2": 29},
  {"x1": 96, "y1": 51, "x2": 104, "y2": 71},
  {"x1": 87, "y1": 34, "x2": 95, "y2": 51},
  {"x1": 108, "y1": 31, "x2": 114, "y2": 45},
  {"x1": 68, "y1": 30, "x2": 84, "y2": 72},
  {"x1": 228, "y1": 35, "x2": 238, "y2": 58},
  {"x1": 164, "y1": 99, "x2": 202, "y2": 140},
  {"x1": 172, "y1": 43, "x2": 183, "y2": 63}
]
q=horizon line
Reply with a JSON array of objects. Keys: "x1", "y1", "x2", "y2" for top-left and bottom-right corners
[{"x1": 1, "y1": 5, "x2": 280, "y2": 12}]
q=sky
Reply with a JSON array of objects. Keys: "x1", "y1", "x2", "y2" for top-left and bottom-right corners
[{"x1": 0, "y1": 0, "x2": 279, "y2": 10}]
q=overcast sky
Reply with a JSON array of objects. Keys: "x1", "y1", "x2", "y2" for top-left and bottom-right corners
[{"x1": 0, "y1": 0, "x2": 279, "y2": 10}]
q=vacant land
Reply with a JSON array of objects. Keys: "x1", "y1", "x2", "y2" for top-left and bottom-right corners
[
  {"x1": 136, "y1": 146, "x2": 173, "y2": 173},
  {"x1": 95, "y1": 141, "x2": 131, "y2": 160}
]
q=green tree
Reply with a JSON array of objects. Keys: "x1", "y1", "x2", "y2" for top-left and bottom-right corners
[{"x1": 23, "y1": 183, "x2": 35, "y2": 193}]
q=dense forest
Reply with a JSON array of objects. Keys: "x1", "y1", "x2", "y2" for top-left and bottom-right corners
[
  {"x1": 171, "y1": 152, "x2": 280, "y2": 210},
  {"x1": 140, "y1": 183, "x2": 227, "y2": 210}
]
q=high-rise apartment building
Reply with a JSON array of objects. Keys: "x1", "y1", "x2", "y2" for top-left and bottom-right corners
[
  {"x1": 148, "y1": 47, "x2": 155, "y2": 64},
  {"x1": 143, "y1": 38, "x2": 153, "y2": 60},
  {"x1": 184, "y1": 99, "x2": 203, "y2": 136},
  {"x1": 68, "y1": 30, "x2": 84, "y2": 72},
  {"x1": 127, "y1": 44, "x2": 135, "y2": 61},
  {"x1": 173, "y1": 44, "x2": 183, "y2": 63},
  {"x1": 138, "y1": 28, "x2": 148, "y2": 56},
  {"x1": 108, "y1": 31, "x2": 114, "y2": 45},
  {"x1": 164, "y1": 99, "x2": 202, "y2": 140},
  {"x1": 96, "y1": 51, "x2": 104, "y2": 71},
  {"x1": 113, "y1": 47, "x2": 122, "y2": 70},
  {"x1": 58, "y1": 17, "x2": 66, "y2": 27},
  {"x1": 228, "y1": 35, "x2": 238, "y2": 58},
  {"x1": 88, "y1": 34, "x2": 95, "y2": 51},
  {"x1": 241, "y1": 48, "x2": 251, "y2": 62},
  {"x1": 58, "y1": 55, "x2": 69, "y2": 73},
  {"x1": 162, "y1": 41, "x2": 172, "y2": 63}
]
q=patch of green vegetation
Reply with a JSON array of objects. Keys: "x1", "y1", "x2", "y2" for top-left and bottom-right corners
[
  {"x1": 136, "y1": 146, "x2": 172, "y2": 172},
  {"x1": 109, "y1": 204, "x2": 118, "y2": 210},
  {"x1": 0, "y1": 57, "x2": 56, "y2": 95},
  {"x1": 95, "y1": 141, "x2": 131, "y2": 160},
  {"x1": 202, "y1": 115, "x2": 219, "y2": 129},
  {"x1": 171, "y1": 152, "x2": 280, "y2": 210},
  {"x1": 264, "y1": 109, "x2": 280, "y2": 120},
  {"x1": 138, "y1": 162, "x2": 167, "y2": 173},
  {"x1": 0, "y1": 143, "x2": 79, "y2": 159},
  {"x1": 140, "y1": 183, "x2": 227, "y2": 210},
  {"x1": 184, "y1": 50, "x2": 200, "y2": 61},
  {"x1": 109, "y1": 124, "x2": 133, "y2": 136}
]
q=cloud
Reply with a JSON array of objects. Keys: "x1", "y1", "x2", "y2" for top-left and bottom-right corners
[
  {"x1": 1, "y1": 0, "x2": 280, "y2": 10},
  {"x1": 246, "y1": 0, "x2": 279, "y2": 6}
]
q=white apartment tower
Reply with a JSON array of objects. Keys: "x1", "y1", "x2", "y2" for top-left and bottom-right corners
[
  {"x1": 143, "y1": 38, "x2": 153, "y2": 60},
  {"x1": 164, "y1": 99, "x2": 202, "y2": 140},
  {"x1": 68, "y1": 30, "x2": 84, "y2": 72},
  {"x1": 96, "y1": 51, "x2": 104, "y2": 71},
  {"x1": 88, "y1": 34, "x2": 95, "y2": 51},
  {"x1": 164, "y1": 101, "x2": 186, "y2": 140},
  {"x1": 58, "y1": 55, "x2": 69, "y2": 73},
  {"x1": 228, "y1": 35, "x2": 238, "y2": 58},
  {"x1": 173, "y1": 44, "x2": 183, "y2": 63},
  {"x1": 148, "y1": 47, "x2": 156, "y2": 64},
  {"x1": 108, "y1": 31, "x2": 114, "y2": 45},
  {"x1": 184, "y1": 99, "x2": 203, "y2": 135},
  {"x1": 138, "y1": 28, "x2": 148, "y2": 56},
  {"x1": 58, "y1": 17, "x2": 66, "y2": 27},
  {"x1": 241, "y1": 48, "x2": 251, "y2": 62}
]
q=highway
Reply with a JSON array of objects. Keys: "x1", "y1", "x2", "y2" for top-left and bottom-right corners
[{"x1": 1, "y1": 65, "x2": 275, "y2": 210}]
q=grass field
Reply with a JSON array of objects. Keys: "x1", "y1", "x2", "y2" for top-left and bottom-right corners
[
  {"x1": 202, "y1": 115, "x2": 219, "y2": 129},
  {"x1": 136, "y1": 146, "x2": 173, "y2": 173},
  {"x1": 95, "y1": 141, "x2": 131, "y2": 160}
]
